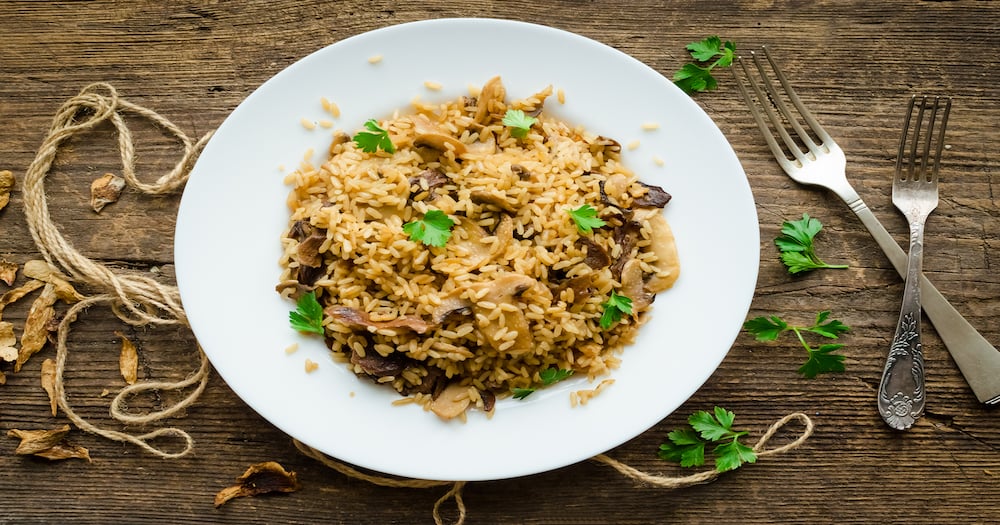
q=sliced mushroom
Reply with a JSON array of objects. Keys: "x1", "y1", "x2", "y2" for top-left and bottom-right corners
[
  {"x1": 327, "y1": 305, "x2": 432, "y2": 334},
  {"x1": 295, "y1": 228, "x2": 327, "y2": 268},
  {"x1": 510, "y1": 164, "x2": 531, "y2": 180},
  {"x1": 470, "y1": 190, "x2": 516, "y2": 213},
  {"x1": 645, "y1": 214, "x2": 680, "y2": 292},
  {"x1": 633, "y1": 182, "x2": 672, "y2": 208},
  {"x1": 620, "y1": 259, "x2": 654, "y2": 312},
  {"x1": 429, "y1": 383, "x2": 471, "y2": 420},
  {"x1": 451, "y1": 219, "x2": 493, "y2": 270},
  {"x1": 411, "y1": 114, "x2": 467, "y2": 155},
  {"x1": 610, "y1": 220, "x2": 642, "y2": 279},
  {"x1": 491, "y1": 215, "x2": 514, "y2": 257},
  {"x1": 408, "y1": 168, "x2": 449, "y2": 202},
  {"x1": 328, "y1": 132, "x2": 351, "y2": 157},
  {"x1": 589, "y1": 135, "x2": 622, "y2": 153},
  {"x1": 555, "y1": 273, "x2": 599, "y2": 306},
  {"x1": 602, "y1": 174, "x2": 629, "y2": 204},
  {"x1": 468, "y1": 274, "x2": 536, "y2": 355},
  {"x1": 430, "y1": 290, "x2": 475, "y2": 324},
  {"x1": 350, "y1": 345, "x2": 409, "y2": 377},
  {"x1": 474, "y1": 76, "x2": 506, "y2": 125},
  {"x1": 576, "y1": 237, "x2": 610, "y2": 269}
]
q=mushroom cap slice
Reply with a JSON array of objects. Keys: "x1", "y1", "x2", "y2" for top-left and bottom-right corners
[{"x1": 645, "y1": 214, "x2": 680, "y2": 292}]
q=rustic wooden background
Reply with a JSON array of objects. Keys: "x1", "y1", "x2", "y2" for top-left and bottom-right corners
[{"x1": 2, "y1": 1, "x2": 999, "y2": 523}]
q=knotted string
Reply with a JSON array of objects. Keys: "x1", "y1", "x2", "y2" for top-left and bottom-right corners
[
  {"x1": 20, "y1": 83, "x2": 213, "y2": 457},
  {"x1": 16, "y1": 84, "x2": 814, "y2": 522}
]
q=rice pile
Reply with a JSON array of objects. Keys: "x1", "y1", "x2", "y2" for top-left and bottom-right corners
[{"x1": 277, "y1": 77, "x2": 679, "y2": 420}]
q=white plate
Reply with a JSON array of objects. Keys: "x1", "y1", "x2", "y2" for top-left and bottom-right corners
[{"x1": 175, "y1": 18, "x2": 758, "y2": 481}]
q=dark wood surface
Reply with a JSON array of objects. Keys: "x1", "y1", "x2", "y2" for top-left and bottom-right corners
[{"x1": 2, "y1": 1, "x2": 999, "y2": 523}]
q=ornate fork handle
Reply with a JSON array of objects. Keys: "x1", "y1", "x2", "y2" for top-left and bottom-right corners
[{"x1": 878, "y1": 213, "x2": 929, "y2": 429}]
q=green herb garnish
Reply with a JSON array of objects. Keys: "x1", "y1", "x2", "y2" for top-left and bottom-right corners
[
  {"x1": 502, "y1": 109, "x2": 538, "y2": 138},
  {"x1": 673, "y1": 36, "x2": 737, "y2": 94},
  {"x1": 289, "y1": 291, "x2": 324, "y2": 334},
  {"x1": 775, "y1": 213, "x2": 848, "y2": 274},
  {"x1": 402, "y1": 209, "x2": 455, "y2": 247},
  {"x1": 743, "y1": 310, "x2": 850, "y2": 378},
  {"x1": 512, "y1": 367, "x2": 574, "y2": 400},
  {"x1": 658, "y1": 406, "x2": 757, "y2": 472},
  {"x1": 353, "y1": 119, "x2": 396, "y2": 153},
  {"x1": 567, "y1": 204, "x2": 606, "y2": 234},
  {"x1": 599, "y1": 291, "x2": 633, "y2": 330}
]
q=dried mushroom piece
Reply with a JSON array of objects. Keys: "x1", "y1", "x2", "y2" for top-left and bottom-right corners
[
  {"x1": 0, "y1": 321, "x2": 16, "y2": 385},
  {"x1": 16, "y1": 284, "x2": 58, "y2": 372},
  {"x1": 90, "y1": 172, "x2": 126, "y2": 213},
  {"x1": 0, "y1": 279, "x2": 43, "y2": 320},
  {"x1": 214, "y1": 461, "x2": 302, "y2": 508},
  {"x1": 41, "y1": 358, "x2": 57, "y2": 416},
  {"x1": 7, "y1": 425, "x2": 91, "y2": 462},
  {"x1": 116, "y1": 331, "x2": 138, "y2": 385},
  {"x1": 0, "y1": 259, "x2": 17, "y2": 286},
  {"x1": 428, "y1": 383, "x2": 471, "y2": 420},
  {"x1": 22, "y1": 260, "x2": 84, "y2": 303},
  {"x1": 632, "y1": 182, "x2": 672, "y2": 209},
  {"x1": 327, "y1": 306, "x2": 432, "y2": 335},
  {"x1": 0, "y1": 170, "x2": 13, "y2": 212}
]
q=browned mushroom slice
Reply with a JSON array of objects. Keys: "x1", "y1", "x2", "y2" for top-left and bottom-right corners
[
  {"x1": 408, "y1": 168, "x2": 449, "y2": 201},
  {"x1": 633, "y1": 182, "x2": 672, "y2": 208},
  {"x1": 510, "y1": 164, "x2": 531, "y2": 180},
  {"x1": 428, "y1": 383, "x2": 471, "y2": 420},
  {"x1": 470, "y1": 190, "x2": 517, "y2": 213},
  {"x1": 589, "y1": 135, "x2": 622, "y2": 154},
  {"x1": 645, "y1": 214, "x2": 680, "y2": 292},
  {"x1": 610, "y1": 220, "x2": 642, "y2": 279},
  {"x1": 350, "y1": 345, "x2": 409, "y2": 377},
  {"x1": 328, "y1": 131, "x2": 351, "y2": 157},
  {"x1": 555, "y1": 273, "x2": 599, "y2": 305},
  {"x1": 326, "y1": 305, "x2": 432, "y2": 334},
  {"x1": 295, "y1": 228, "x2": 327, "y2": 268},
  {"x1": 431, "y1": 290, "x2": 475, "y2": 324},
  {"x1": 474, "y1": 76, "x2": 506, "y2": 125},
  {"x1": 451, "y1": 220, "x2": 493, "y2": 270},
  {"x1": 575, "y1": 237, "x2": 610, "y2": 269}
]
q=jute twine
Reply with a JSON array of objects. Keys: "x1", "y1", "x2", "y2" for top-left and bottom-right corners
[{"x1": 17, "y1": 83, "x2": 815, "y2": 524}]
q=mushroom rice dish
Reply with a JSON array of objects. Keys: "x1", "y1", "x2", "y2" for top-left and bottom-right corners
[{"x1": 277, "y1": 77, "x2": 679, "y2": 420}]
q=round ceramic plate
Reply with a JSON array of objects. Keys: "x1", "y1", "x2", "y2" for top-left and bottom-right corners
[{"x1": 175, "y1": 18, "x2": 758, "y2": 481}]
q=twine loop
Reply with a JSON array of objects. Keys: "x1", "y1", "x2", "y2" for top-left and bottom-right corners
[{"x1": 20, "y1": 83, "x2": 213, "y2": 458}]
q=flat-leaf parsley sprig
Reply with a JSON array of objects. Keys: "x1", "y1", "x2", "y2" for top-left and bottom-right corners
[
  {"x1": 599, "y1": 291, "x2": 633, "y2": 330},
  {"x1": 402, "y1": 209, "x2": 455, "y2": 247},
  {"x1": 289, "y1": 291, "x2": 324, "y2": 335},
  {"x1": 673, "y1": 36, "x2": 737, "y2": 94},
  {"x1": 353, "y1": 118, "x2": 396, "y2": 154},
  {"x1": 775, "y1": 213, "x2": 848, "y2": 274},
  {"x1": 743, "y1": 310, "x2": 850, "y2": 378},
  {"x1": 658, "y1": 406, "x2": 758, "y2": 472},
  {"x1": 567, "y1": 204, "x2": 606, "y2": 234}
]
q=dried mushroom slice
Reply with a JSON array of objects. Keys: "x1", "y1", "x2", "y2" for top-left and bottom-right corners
[
  {"x1": 0, "y1": 170, "x2": 13, "y2": 212},
  {"x1": 41, "y1": 358, "x2": 57, "y2": 416},
  {"x1": 7, "y1": 424, "x2": 91, "y2": 462},
  {"x1": 0, "y1": 258, "x2": 16, "y2": 286},
  {"x1": 16, "y1": 284, "x2": 58, "y2": 372},
  {"x1": 90, "y1": 172, "x2": 126, "y2": 213},
  {"x1": 116, "y1": 331, "x2": 138, "y2": 385},
  {"x1": 214, "y1": 461, "x2": 302, "y2": 508}
]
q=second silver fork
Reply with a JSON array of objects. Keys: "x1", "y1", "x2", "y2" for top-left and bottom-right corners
[{"x1": 878, "y1": 96, "x2": 951, "y2": 430}]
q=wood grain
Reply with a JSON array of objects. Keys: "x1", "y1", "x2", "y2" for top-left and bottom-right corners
[{"x1": 1, "y1": 1, "x2": 999, "y2": 523}]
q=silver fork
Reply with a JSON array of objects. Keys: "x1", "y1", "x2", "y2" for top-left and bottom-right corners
[
  {"x1": 733, "y1": 46, "x2": 1000, "y2": 406},
  {"x1": 878, "y1": 96, "x2": 950, "y2": 430}
]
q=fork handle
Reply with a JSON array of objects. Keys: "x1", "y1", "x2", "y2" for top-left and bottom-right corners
[
  {"x1": 846, "y1": 195, "x2": 1000, "y2": 405},
  {"x1": 878, "y1": 218, "x2": 927, "y2": 429}
]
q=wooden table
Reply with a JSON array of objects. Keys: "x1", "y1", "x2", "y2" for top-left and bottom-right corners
[{"x1": 2, "y1": 1, "x2": 998, "y2": 523}]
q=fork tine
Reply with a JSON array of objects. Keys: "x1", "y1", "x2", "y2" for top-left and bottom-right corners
[
  {"x1": 752, "y1": 46, "x2": 832, "y2": 154},
  {"x1": 895, "y1": 95, "x2": 918, "y2": 180},
  {"x1": 735, "y1": 51, "x2": 813, "y2": 167},
  {"x1": 899, "y1": 96, "x2": 952, "y2": 183},
  {"x1": 931, "y1": 97, "x2": 952, "y2": 180},
  {"x1": 732, "y1": 54, "x2": 798, "y2": 172}
]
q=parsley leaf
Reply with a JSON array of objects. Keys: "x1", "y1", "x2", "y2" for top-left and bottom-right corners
[
  {"x1": 512, "y1": 368, "x2": 574, "y2": 401},
  {"x1": 775, "y1": 213, "x2": 848, "y2": 274},
  {"x1": 658, "y1": 406, "x2": 757, "y2": 472},
  {"x1": 599, "y1": 291, "x2": 633, "y2": 330},
  {"x1": 673, "y1": 36, "x2": 737, "y2": 94},
  {"x1": 743, "y1": 310, "x2": 850, "y2": 378},
  {"x1": 539, "y1": 367, "x2": 573, "y2": 385},
  {"x1": 512, "y1": 387, "x2": 535, "y2": 400},
  {"x1": 402, "y1": 209, "x2": 454, "y2": 247},
  {"x1": 353, "y1": 119, "x2": 396, "y2": 154},
  {"x1": 502, "y1": 109, "x2": 538, "y2": 138},
  {"x1": 567, "y1": 204, "x2": 606, "y2": 234},
  {"x1": 289, "y1": 291, "x2": 324, "y2": 334}
]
